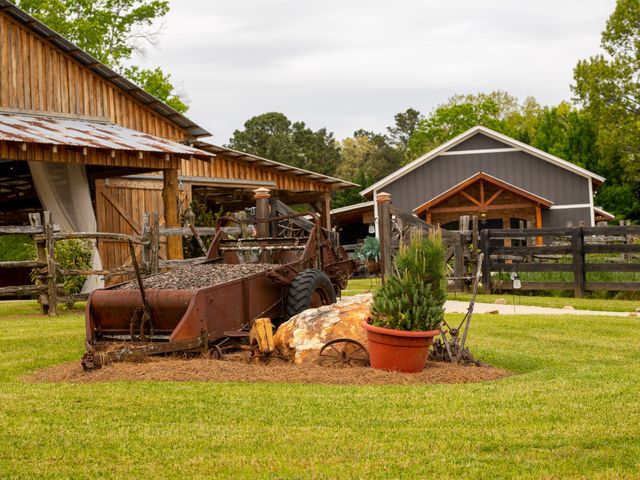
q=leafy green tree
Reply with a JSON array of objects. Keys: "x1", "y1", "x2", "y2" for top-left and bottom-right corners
[
  {"x1": 386, "y1": 108, "x2": 422, "y2": 158},
  {"x1": 228, "y1": 113, "x2": 341, "y2": 176},
  {"x1": 573, "y1": 0, "x2": 640, "y2": 219},
  {"x1": 124, "y1": 66, "x2": 188, "y2": 114},
  {"x1": 406, "y1": 91, "x2": 539, "y2": 160},
  {"x1": 333, "y1": 131, "x2": 404, "y2": 208},
  {"x1": 18, "y1": 0, "x2": 188, "y2": 112}
]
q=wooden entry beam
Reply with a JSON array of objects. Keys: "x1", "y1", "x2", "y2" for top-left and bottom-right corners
[{"x1": 430, "y1": 203, "x2": 534, "y2": 214}]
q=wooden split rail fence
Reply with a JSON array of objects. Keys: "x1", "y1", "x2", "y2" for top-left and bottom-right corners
[
  {"x1": 480, "y1": 225, "x2": 640, "y2": 297},
  {"x1": 0, "y1": 211, "x2": 224, "y2": 316}
]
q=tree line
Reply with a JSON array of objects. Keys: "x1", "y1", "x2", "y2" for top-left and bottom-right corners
[{"x1": 18, "y1": 0, "x2": 640, "y2": 220}]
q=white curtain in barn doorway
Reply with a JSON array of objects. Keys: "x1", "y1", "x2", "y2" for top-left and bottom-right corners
[{"x1": 27, "y1": 161, "x2": 104, "y2": 292}]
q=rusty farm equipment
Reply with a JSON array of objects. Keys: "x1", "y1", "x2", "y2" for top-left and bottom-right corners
[{"x1": 82, "y1": 208, "x2": 354, "y2": 369}]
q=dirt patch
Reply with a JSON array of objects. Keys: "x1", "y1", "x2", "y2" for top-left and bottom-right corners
[
  {"x1": 114, "y1": 263, "x2": 273, "y2": 290},
  {"x1": 25, "y1": 355, "x2": 511, "y2": 386}
]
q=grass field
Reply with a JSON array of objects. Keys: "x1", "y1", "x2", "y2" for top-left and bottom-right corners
[
  {"x1": 1, "y1": 300, "x2": 639, "y2": 478},
  {"x1": 344, "y1": 278, "x2": 640, "y2": 312}
]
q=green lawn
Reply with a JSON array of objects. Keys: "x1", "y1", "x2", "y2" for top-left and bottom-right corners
[
  {"x1": 1, "y1": 300, "x2": 639, "y2": 478},
  {"x1": 344, "y1": 278, "x2": 640, "y2": 312}
]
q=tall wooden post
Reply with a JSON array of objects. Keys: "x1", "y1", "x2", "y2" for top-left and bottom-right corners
[
  {"x1": 162, "y1": 168, "x2": 183, "y2": 260},
  {"x1": 535, "y1": 204, "x2": 543, "y2": 246},
  {"x1": 377, "y1": 192, "x2": 392, "y2": 280},
  {"x1": 320, "y1": 191, "x2": 332, "y2": 230},
  {"x1": 29, "y1": 213, "x2": 48, "y2": 314},
  {"x1": 254, "y1": 188, "x2": 271, "y2": 264},
  {"x1": 43, "y1": 211, "x2": 57, "y2": 316},
  {"x1": 254, "y1": 187, "x2": 271, "y2": 238},
  {"x1": 480, "y1": 228, "x2": 492, "y2": 294},
  {"x1": 572, "y1": 226, "x2": 586, "y2": 298}
]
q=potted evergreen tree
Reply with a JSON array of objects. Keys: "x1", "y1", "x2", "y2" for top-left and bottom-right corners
[{"x1": 363, "y1": 230, "x2": 447, "y2": 372}]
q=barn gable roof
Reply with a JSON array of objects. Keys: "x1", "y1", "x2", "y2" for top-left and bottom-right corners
[
  {"x1": 412, "y1": 171, "x2": 554, "y2": 215},
  {"x1": 0, "y1": 0, "x2": 210, "y2": 138},
  {"x1": 361, "y1": 126, "x2": 606, "y2": 197}
]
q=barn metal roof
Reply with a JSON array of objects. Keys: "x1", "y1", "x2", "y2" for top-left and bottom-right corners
[
  {"x1": 0, "y1": 0, "x2": 210, "y2": 138},
  {"x1": 0, "y1": 112, "x2": 213, "y2": 158},
  {"x1": 194, "y1": 142, "x2": 358, "y2": 190}
]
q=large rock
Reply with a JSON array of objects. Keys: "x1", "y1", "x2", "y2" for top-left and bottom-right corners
[{"x1": 274, "y1": 294, "x2": 372, "y2": 364}]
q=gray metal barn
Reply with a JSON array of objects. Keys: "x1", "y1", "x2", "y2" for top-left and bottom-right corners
[{"x1": 333, "y1": 126, "x2": 614, "y2": 246}]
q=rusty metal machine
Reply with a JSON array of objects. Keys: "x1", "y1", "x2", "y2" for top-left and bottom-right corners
[{"x1": 82, "y1": 202, "x2": 354, "y2": 369}]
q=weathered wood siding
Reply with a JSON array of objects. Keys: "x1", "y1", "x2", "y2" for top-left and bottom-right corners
[
  {"x1": 95, "y1": 178, "x2": 192, "y2": 281},
  {"x1": 0, "y1": 11, "x2": 186, "y2": 141},
  {"x1": 0, "y1": 140, "x2": 181, "y2": 169},
  {"x1": 182, "y1": 155, "x2": 332, "y2": 193}
]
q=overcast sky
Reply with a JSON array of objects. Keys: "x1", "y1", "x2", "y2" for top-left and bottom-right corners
[{"x1": 136, "y1": 0, "x2": 616, "y2": 143}]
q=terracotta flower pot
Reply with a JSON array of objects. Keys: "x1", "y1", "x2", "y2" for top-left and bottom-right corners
[{"x1": 362, "y1": 320, "x2": 440, "y2": 372}]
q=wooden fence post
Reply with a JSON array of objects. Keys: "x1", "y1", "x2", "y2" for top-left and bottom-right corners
[
  {"x1": 572, "y1": 226, "x2": 586, "y2": 298},
  {"x1": 471, "y1": 215, "x2": 479, "y2": 253},
  {"x1": 43, "y1": 211, "x2": 57, "y2": 316},
  {"x1": 479, "y1": 228, "x2": 492, "y2": 293},
  {"x1": 376, "y1": 192, "x2": 392, "y2": 281},
  {"x1": 454, "y1": 234, "x2": 465, "y2": 292},
  {"x1": 29, "y1": 213, "x2": 48, "y2": 314}
]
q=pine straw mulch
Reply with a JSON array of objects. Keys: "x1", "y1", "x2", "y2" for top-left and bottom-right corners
[{"x1": 25, "y1": 354, "x2": 511, "y2": 386}]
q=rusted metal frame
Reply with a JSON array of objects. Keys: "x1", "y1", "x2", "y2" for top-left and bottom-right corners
[
  {"x1": 127, "y1": 240, "x2": 154, "y2": 339},
  {"x1": 188, "y1": 223, "x2": 208, "y2": 255},
  {"x1": 85, "y1": 332, "x2": 220, "y2": 368}
]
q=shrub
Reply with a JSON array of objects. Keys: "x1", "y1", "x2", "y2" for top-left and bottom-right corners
[
  {"x1": 54, "y1": 239, "x2": 93, "y2": 296},
  {"x1": 355, "y1": 236, "x2": 379, "y2": 263},
  {"x1": 370, "y1": 230, "x2": 447, "y2": 331}
]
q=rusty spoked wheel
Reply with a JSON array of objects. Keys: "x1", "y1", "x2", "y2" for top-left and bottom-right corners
[{"x1": 318, "y1": 339, "x2": 369, "y2": 368}]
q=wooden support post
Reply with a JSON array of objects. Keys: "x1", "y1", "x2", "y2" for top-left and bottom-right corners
[
  {"x1": 254, "y1": 188, "x2": 271, "y2": 263},
  {"x1": 162, "y1": 168, "x2": 183, "y2": 261},
  {"x1": 377, "y1": 192, "x2": 392, "y2": 281},
  {"x1": 479, "y1": 228, "x2": 492, "y2": 294},
  {"x1": 320, "y1": 191, "x2": 332, "y2": 231},
  {"x1": 254, "y1": 188, "x2": 271, "y2": 238},
  {"x1": 458, "y1": 215, "x2": 470, "y2": 232},
  {"x1": 572, "y1": 226, "x2": 586, "y2": 298},
  {"x1": 471, "y1": 215, "x2": 479, "y2": 253},
  {"x1": 29, "y1": 213, "x2": 48, "y2": 314},
  {"x1": 43, "y1": 211, "x2": 57, "y2": 316},
  {"x1": 535, "y1": 204, "x2": 543, "y2": 246}
]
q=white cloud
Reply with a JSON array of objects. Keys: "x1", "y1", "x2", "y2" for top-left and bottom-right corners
[{"x1": 135, "y1": 0, "x2": 616, "y2": 142}]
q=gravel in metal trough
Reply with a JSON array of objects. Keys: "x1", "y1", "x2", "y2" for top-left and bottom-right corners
[{"x1": 115, "y1": 263, "x2": 274, "y2": 290}]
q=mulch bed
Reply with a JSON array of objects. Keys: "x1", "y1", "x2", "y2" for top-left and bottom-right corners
[
  {"x1": 25, "y1": 355, "x2": 511, "y2": 385},
  {"x1": 114, "y1": 263, "x2": 273, "y2": 290}
]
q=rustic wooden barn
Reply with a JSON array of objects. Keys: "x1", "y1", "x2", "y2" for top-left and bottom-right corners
[
  {"x1": 0, "y1": 2, "x2": 355, "y2": 278},
  {"x1": 0, "y1": 0, "x2": 213, "y2": 264}
]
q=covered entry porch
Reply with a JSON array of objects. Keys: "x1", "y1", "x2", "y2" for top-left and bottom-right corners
[{"x1": 413, "y1": 172, "x2": 553, "y2": 235}]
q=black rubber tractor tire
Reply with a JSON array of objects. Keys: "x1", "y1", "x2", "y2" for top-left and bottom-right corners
[{"x1": 286, "y1": 269, "x2": 337, "y2": 319}]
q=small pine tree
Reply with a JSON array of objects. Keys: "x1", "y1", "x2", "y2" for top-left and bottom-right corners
[{"x1": 370, "y1": 230, "x2": 447, "y2": 331}]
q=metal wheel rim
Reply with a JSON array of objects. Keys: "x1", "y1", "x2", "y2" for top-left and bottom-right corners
[{"x1": 318, "y1": 338, "x2": 369, "y2": 368}]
